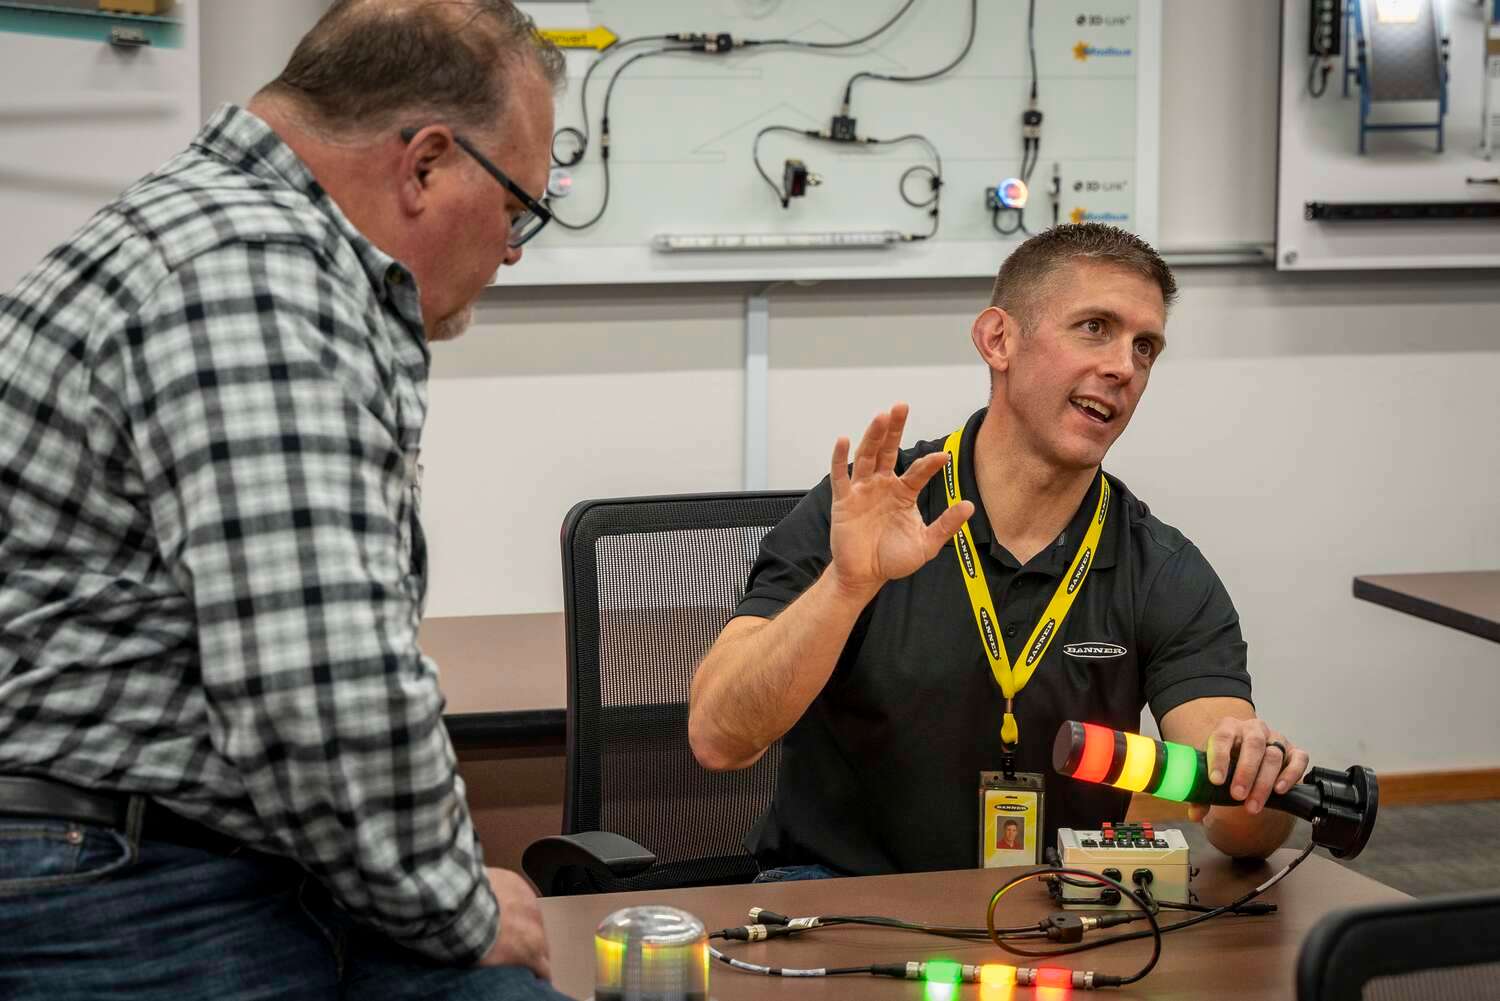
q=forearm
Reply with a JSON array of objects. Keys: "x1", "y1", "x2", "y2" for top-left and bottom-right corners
[
  {"x1": 1202, "y1": 804, "x2": 1294, "y2": 860},
  {"x1": 689, "y1": 565, "x2": 876, "y2": 770}
]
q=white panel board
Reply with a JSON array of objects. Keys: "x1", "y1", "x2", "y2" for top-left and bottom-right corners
[
  {"x1": 512, "y1": 0, "x2": 1160, "y2": 286},
  {"x1": 1276, "y1": 0, "x2": 1500, "y2": 270},
  {"x1": 0, "y1": 0, "x2": 200, "y2": 291}
]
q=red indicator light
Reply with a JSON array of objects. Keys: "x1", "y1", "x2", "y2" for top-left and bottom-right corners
[
  {"x1": 1035, "y1": 968, "x2": 1073, "y2": 989},
  {"x1": 1073, "y1": 722, "x2": 1115, "y2": 783}
]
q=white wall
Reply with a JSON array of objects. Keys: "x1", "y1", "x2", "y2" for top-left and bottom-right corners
[{"x1": 167, "y1": 1, "x2": 1500, "y2": 773}]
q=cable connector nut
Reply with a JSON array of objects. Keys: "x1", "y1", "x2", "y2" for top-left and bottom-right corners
[{"x1": 1022, "y1": 108, "x2": 1043, "y2": 140}]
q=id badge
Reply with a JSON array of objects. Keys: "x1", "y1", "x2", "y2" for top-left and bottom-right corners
[{"x1": 979, "y1": 771, "x2": 1045, "y2": 867}]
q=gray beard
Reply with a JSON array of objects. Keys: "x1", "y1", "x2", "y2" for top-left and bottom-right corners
[{"x1": 429, "y1": 303, "x2": 475, "y2": 343}]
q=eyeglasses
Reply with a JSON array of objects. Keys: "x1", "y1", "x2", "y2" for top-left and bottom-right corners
[{"x1": 399, "y1": 127, "x2": 552, "y2": 248}]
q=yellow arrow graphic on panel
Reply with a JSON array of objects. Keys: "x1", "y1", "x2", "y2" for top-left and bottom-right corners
[{"x1": 537, "y1": 26, "x2": 618, "y2": 51}]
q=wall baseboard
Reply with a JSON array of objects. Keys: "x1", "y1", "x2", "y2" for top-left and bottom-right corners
[{"x1": 1377, "y1": 768, "x2": 1500, "y2": 806}]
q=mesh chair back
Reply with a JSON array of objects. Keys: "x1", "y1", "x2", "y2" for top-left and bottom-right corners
[
  {"x1": 560, "y1": 491, "x2": 804, "y2": 891},
  {"x1": 1296, "y1": 890, "x2": 1500, "y2": 1001}
]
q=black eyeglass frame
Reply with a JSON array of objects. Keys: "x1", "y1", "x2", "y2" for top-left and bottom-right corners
[{"x1": 399, "y1": 126, "x2": 552, "y2": 248}]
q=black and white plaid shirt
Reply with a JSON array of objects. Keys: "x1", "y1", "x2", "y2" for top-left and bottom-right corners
[{"x1": 0, "y1": 105, "x2": 496, "y2": 963}]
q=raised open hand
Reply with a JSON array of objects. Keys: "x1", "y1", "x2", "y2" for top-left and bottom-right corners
[{"x1": 826, "y1": 403, "x2": 974, "y2": 600}]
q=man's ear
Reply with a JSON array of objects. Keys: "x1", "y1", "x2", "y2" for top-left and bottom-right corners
[
  {"x1": 971, "y1": 305, "x2": 1020, "y2": 375},
  {"x1": 397, "y1": 126, "x2": 457, "y2": 218}
]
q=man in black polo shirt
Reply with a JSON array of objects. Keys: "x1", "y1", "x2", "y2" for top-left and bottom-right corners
[{"x1": 689, "y1": 224, "x2": 1311, "y2": 877}]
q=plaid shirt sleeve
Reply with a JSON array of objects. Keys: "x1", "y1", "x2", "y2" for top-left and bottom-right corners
[{"x1": 106, "y1": 240, "x2": 497, "y2": 963}]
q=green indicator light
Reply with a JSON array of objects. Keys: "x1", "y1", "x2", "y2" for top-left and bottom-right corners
[
  {"x1": 925, "y1": 961, "x2": 962, "y2": 985},
  {"x1": 1154, "y1": 740, "x2": 1199, "y2": 801}
]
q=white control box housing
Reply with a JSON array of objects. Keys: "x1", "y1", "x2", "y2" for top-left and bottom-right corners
[{"x1": 1055, "y1": 826, "x2": 1191, "y2": 910}]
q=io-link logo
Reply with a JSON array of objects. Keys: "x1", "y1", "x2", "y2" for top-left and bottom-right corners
[
  {"x1": 1072, "y1": 41, "x2": 1134, "y2": 61},
  {"x1": 1076, "y1": 13, "x2": 1133, "y2": 27},
  {"x1": 1073, "y1": 179, "x2": 1130, "y2": 193},
  {"x1": 1069, "y1": 207, "x2": 1130, "y2": 224}
]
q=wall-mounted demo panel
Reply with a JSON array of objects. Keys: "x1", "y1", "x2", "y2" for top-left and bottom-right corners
[
  {"x1": 1277, "y1": 0, "x2": 1500, "y2": 270},
  {"x1": 510, "y1": 0, "x2": 1161, "y2": 286},
  {"x1": 0, "y1": 0, "x2": 200, "y2": 290}
]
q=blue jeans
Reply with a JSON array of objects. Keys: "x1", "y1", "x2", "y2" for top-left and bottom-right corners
[
  {"x1": 752, "y1": 864, "x2": 841, "y2": 882},
  {"x1": 0, "y1": 814, "x2": 573, "y2": 1001}
]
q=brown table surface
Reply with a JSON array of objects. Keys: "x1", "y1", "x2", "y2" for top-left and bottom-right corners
[
  {"x1": 1353, "y1": 571, "x2": 1500, "y2": 644},
  {"x1": 539, "y1": 851, "x2": 1405, "y2": 1000}
]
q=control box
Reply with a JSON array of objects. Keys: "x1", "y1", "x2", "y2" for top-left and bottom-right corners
[{"x1": 1055, "y1": 822, "x2": 1190, "y2": 911}]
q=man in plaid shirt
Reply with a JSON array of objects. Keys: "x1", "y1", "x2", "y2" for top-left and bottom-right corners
[{"x1": 0, "y1": 2, "x2": 568, "y2": 997}]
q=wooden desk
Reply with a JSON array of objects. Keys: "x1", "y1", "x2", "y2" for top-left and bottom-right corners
[
  {"x1": 539, "y1": 852, "x2": 1404, "y2": 1000},
  {"x1": 1353, "y1": 571, "x2": 1500, "y2": 644}
]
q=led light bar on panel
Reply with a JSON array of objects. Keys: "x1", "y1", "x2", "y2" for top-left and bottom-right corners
[{"x1": 651, "y1": 231, "x2": 905, "y2": 252}]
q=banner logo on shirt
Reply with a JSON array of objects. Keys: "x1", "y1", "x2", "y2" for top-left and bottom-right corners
[
  {"x1": 1063, "y1": 642, "x2": 1128, "y2": 659},
  {"x1": 978, "y1": 607, "x2": 1002, "y2": 660},
  {"x1": 956, "y1": 530, "x2": 978, "y2": 579},
  {"x1": 1067, "y1": 549, "x2": 1093, "y2": 595},
  {"x1": 1026, "y1": 619, "x2": 1057, "y2": 667}
]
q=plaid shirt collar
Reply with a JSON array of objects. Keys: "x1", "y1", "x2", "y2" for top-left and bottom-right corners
[{"x1": 193, "y1": 104, "x2": 422, "y2": 318}]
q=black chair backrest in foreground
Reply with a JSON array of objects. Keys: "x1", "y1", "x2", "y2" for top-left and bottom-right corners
[
  {"x1": 525, "y1": 491, "x2": 804, "y2": 895},
  {"x1": 1296, "y1": 889, "x2": 1500, "y2": 1001}
]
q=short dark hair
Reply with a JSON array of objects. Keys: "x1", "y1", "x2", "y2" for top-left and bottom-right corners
[
  {"x1": 259, "y1": 0, "x2": 565, "y2": 137},
  {"x1": 989, "y1": 223, "x2": 1177, "y2": 333},
  {"x1": 1004, "y1": 819, "x2": 1019, "y2": 828}
]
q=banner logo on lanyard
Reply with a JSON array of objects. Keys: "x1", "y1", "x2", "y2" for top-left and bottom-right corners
[
  {"x1": 940, "y1": 426, "x2": 1109, "y2": 750},
  {"x1": 978, "y1": 607, "x2": 1002, "y2": 660},
  {"x1": 1026, "y1": 619, "x2": 1057, "y2": 667},
  {"x1": 955, "y1": 530, "x2": 979, "y2": 579},
  {"x1": 1067, "y1": 549, "x2": 1093, "y2": 595}
]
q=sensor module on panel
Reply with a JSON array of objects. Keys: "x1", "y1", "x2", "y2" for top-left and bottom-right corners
[{"x1": 987, "y1": 177, "x2": 1029, "y2": 211}]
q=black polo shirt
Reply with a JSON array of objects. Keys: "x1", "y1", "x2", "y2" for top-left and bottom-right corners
[{"x1": 735, "y1": 408, "x2": 1252, "y2": 875}]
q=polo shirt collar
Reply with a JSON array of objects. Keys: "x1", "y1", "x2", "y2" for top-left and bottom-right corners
[{"x1": 948, "y1": 407, "x2": 1121, "y2": 573}]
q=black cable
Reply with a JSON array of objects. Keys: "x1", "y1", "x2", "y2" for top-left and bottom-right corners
[
  {"x1": 898, "y1": 165, "x2": 939, "y2": 208},
  {"x1": 992, "y1": 208, "x2": 1025, "y2": 237},
  {"x1": 1017, "y1": 842, "x2": 1316, "y2": 964},
  {"x1": 752, "y1": 125, "x2": 820, "y2": 207},
  {"x1": 1027, "y1": 0, "x2": 1038, "y2": 100},
  {"x1": 708, "y1": 941, "x2": 872, "y2": 978},
  {"x1": 987, "y1": 866, "x2": 1162, "y2": 987},
  {"x1": 550, "y1": 34, "x2": 674, "y2": 167},
  {"x1": 750, "y1": 128, "x2": 943, "y2": 238},
  {"x1": 842, "y1": 0, "x2": 977, "y2": 112},
  {"x1": 1307, "y1": 55, "x2": 1333, "y2": 98},
  {"x1": 730, "y1": 910, "x2": 1043, "y2": 941},
  {"x1": 549, "y1": 44, "x2": 695, "y2": 230},
  {"x1": 748, "y1": 0, "x2": 919, "y2": 49}
]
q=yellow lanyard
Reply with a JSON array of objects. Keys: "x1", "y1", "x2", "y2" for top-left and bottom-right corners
[{"x1": 941, "y1": 428, "x2": 1110, "y2": 749}]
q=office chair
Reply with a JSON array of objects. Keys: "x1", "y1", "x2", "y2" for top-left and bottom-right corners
[
  {"x1": 523, "y1": 491, "x2": 805, "y2": 896},
  {"x1": 1296, "y1": 889, "x2": 1500, "y2": 1001}
]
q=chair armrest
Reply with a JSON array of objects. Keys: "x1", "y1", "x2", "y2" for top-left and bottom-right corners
[{"x1": 522, "y1": 831, "x2": 658, "y2": 896}]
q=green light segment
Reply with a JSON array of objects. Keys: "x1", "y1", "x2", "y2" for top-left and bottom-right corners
[
  {"x1": 925, "y1": 961, "x2": 963, "y2": 985},
  {"x1": 1154, "y1": 740, "x2": 1199, "y2": 801},
  {"x1": 925, "y1": 983, "x2": 958, "y2": 1001}
]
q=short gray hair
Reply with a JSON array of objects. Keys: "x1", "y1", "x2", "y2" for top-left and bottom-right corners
[{"x1": 259, "y1": 0, "x2": 565, "y2": 137}]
